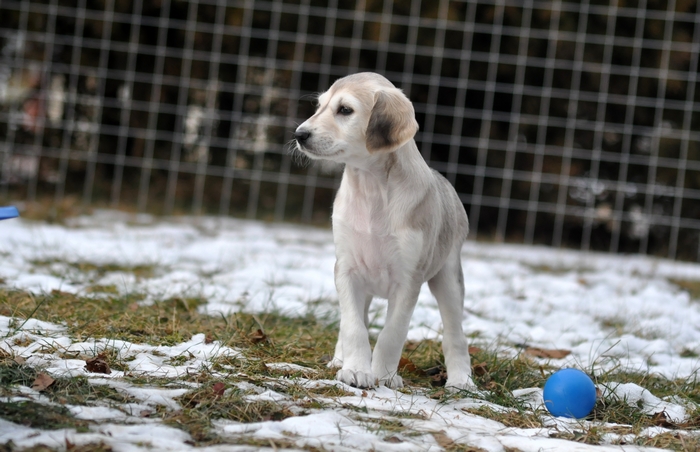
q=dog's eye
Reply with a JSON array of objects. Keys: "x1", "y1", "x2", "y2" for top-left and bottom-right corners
[{"x1": 337, "y1": 106, "x2": 353, "y2": 116}]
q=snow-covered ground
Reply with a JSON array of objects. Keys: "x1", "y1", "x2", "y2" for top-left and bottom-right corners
[{"x1": 2, "y1": 210, "x2": 700, "y2": 451}]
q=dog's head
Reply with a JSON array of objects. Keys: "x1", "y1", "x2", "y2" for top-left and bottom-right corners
[{"x1": 294, "y1": 72, "x2": 419, "y2": 163}]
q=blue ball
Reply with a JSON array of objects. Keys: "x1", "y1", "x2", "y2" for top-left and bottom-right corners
[{"x1": 543, "y1": 368, "x2": 597, "y2": 418}]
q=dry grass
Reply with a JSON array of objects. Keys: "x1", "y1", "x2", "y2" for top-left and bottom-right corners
[
  {"x1": 3, "y1": 286, "x2": 700, "y2": 450},
  {"x1": 465, "y1": 406, "x2": 543, "y2": 429},
  {"x1": 673, "y1": 279, "x2": 700, "y2": 302}
]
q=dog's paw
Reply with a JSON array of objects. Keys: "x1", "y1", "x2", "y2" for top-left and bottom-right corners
[
  {"x1": 327, "y1": 357, "x2": 343, "y2": 369},
  {"x1": 379, "y1": 373, "x2": 404, "y2": 389},
  {"x1": 445, "y1": 376, "x2": 478, "y2": 392},
  {"x1": 336, "y1": 369, "x2": 377, "y2": 389}
]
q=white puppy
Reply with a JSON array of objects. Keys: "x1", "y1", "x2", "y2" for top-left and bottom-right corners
[{"x1": 294, "y1": 72, "x2": 475, "y2": 390}]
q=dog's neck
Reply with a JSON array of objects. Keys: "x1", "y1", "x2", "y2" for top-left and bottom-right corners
[
  {"x1": 333, "y1": 139, "x2": 434, "y2": 233},
  {"x1": 342, "y1": 140, "x2": 431, "y2": 187},
  {"x1": 336, "y1": 140, "x2": 433, "y2": 225}
]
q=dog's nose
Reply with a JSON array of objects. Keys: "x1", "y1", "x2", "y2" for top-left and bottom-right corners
[{"x1": 294, "y1": 128, "x2": 311, "y2": 144}]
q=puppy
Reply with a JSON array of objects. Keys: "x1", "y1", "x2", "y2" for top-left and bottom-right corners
[{"x1": 294, "y1": 72, "x2": 475, "y2": 390}]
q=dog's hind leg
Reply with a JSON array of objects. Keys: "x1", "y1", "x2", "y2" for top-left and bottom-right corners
[{"x1": 428, "y1": 247, "x2": 476, "y2": 390}]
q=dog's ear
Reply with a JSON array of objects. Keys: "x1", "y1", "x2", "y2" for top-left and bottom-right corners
[{"x1": 366, "y1": 88, "x2": 419, "y2": 153}]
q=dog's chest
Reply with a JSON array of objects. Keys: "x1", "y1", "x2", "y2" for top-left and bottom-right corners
[
  {"x1": 335, "y1": 224, "x2": 408, "y2": 297},
  {"x1": 332, "y1": 184, "x2": 422, "y2": 297}
]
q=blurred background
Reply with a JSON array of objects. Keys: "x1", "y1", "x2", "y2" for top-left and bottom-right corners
[{"x1": 0, "y1": 0, "x2": 699, "y2": 261}]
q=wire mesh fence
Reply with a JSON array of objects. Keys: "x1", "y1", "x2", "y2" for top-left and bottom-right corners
[{"x1": 1, "y1": 0, "x2": 699, "y2": 261}]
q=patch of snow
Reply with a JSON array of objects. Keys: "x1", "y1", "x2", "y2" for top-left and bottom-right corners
[
  {"x1": 2, "y1": 213, "x2": 700, "y2": 450},
  {"x1": 602, "y1": 382, "x2": 688, "y2": 423},
  {"x1": 266, "y1": 362, "x2": 319, "y2": 374}
]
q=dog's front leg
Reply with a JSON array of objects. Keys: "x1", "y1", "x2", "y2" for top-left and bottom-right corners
[
  {"x1": 371, "y1": 286, "x2": 421, "y2": 388},
  {"x1": 334, "y1": 269, "x2": 376, "y2": 388},
  {"x1": 328, "y1": 294, "x2": 372, "y2": 369}
]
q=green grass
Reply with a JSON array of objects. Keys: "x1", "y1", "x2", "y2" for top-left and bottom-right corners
[
  {"x1": 28, "y1": 260, "x2": 157, "y2": 278},
  {"x1": 0, "y1": 400, "x2": 88, "y2": 431},
  {"x1": 2, "y1": 286, "x2": 700, "y2": 450},
  {"x1": 0, "y1": 353, "x2": 135, "y2": 437},
  {"x1": 0, "y1": 288, "x2": 345, "y2": 446},
  {"x1": 0, "y1": 353, "x2": 38, "y2": 388}
]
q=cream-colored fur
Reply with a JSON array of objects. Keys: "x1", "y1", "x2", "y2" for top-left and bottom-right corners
[{"x1": 294, "y1": 72, "x2": 475, "y2": 390}]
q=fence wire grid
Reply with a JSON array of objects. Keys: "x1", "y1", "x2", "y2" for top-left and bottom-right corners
[{"x1": 1, "y1": 0, "x2": 699, "y2": 261}]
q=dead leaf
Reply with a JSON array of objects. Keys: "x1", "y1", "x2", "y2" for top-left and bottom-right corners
[
  {"x1": 361, "y1": 390, "x2": 368, "y2": 397},
  {"x1": 204, "y1": 334, "x2": 214, "y2": 344},
  {"x1": 651, "y1": 411, "x2": 677, "y2": 429},
  {"x1": 468, "y1": 346, "x2": 482, "y2": 354},
  {"x1": 140, "y1": 410, "x2": 153, "y2": 417},
  {"x1": 404, "y1": 341, "x2": 421, "y2": 351},
  {"x1": 429, "y1": 389, "x2": 446, "y2": 399},
  {"x1": 398, "y1": 356, "x2": 426, "y2": 376},
  {"x1": 426, "y1": 365, "x2": 447, "y2": 387},
  {"x1": 384, "y1": 435, "x2": 403, "y2": 443},
  {"x1": 483, "y1": 381, "x2": 498, "y2": 391},
  {"x1": 524, "y1": 347, "x2": 571, "y2": 359},
  {"x1": 431, "y1": 431, "x2": 454, "y2": 448},
  {"x1": 212, "y1": 382, "x2": 226, "y2": 398},
  {"x1": 85, "y1": 355, "x2": 112, "y2": 374},
  {"x1": 472, "y1": 362, "x2": 489, "y2": 377},
  {"x1": 13, "y1": 356, "x2": 26, "y2": 365},
  {"x1": 430, "y1": 375, "x2": 447, "y2": 387},
  {"x1": 250, "y1": 328, "x2": 267, "y2": 344},
  {"x1": 32, "y1": 373, "x2": 55, "y2": 391}
]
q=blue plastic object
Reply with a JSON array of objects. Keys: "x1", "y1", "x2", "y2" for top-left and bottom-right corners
[
  {"x1": 0, "y1": 206, "x2": 19, "y2": 220},
  {"x1": 543, "y1": 368, "x2": 597, "y2": 418}
]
